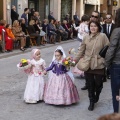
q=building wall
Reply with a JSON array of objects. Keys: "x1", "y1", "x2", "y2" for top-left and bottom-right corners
[
  {"x1": 100, "y1": 0, "x2": 108, "y2": 18},
  {"x1": 0, "y1": 0, "x2": 4, "y2": 20},
  {"x1": 61, "y1": 0, "x2": 72, "y2": 20},
  {"x1": 17, "y1": 0, "x2": 28, "y2": 18},
  {"x1": 2, "y1": 0, "x2": 101, "y2": 23},
  {"x1": 85, "y1": 5, "x2": 95, "y2": 16},
  {"x1": 39, "y1": 0, "x2": 45, "y2": 20}
]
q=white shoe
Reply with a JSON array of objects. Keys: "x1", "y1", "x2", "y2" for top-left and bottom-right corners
[{"x1": 25, "y1": 100, "x2": 37, "y2": 104}]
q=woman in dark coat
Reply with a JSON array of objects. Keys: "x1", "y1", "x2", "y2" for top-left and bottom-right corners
[{"x1": 20, "y1": 18, "x2": 30, "y2": 48}]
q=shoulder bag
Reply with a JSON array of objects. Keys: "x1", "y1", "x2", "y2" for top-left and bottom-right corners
[{"x1": 77, "y1": 38, "x2": 97, "y2": 71}]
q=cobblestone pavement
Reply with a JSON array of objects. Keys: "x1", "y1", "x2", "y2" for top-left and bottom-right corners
[{"x1": 0, "y1": 40, "x2": 113, "y2": 120}]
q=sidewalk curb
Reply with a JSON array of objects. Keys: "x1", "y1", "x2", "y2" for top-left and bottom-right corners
[{"x1": 0, "y1": 39, "x2": 76, "y2": 59}]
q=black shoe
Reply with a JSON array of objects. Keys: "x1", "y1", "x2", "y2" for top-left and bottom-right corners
[
  {"x1": 20, "y1": 48, "x2": 25, "y2": 52},
  {"x1": 88, "y1": 102, "x2": 94, "y2": 111},
  {"x1": 94, "y1": 96, "x2": 99, "y2": 103},
  {"x1": 81, "y1": 86, "x2": 88, "y2": 90},
  {"x1": 94, "y1": 93, "x2": 100, "y2": 103}
]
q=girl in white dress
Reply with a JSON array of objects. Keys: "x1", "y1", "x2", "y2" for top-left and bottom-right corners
[{"x1": 18, "y1": 49, "x2": 46, "y2": 104}]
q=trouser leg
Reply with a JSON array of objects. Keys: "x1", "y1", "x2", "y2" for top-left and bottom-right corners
[
  {"x1": 85, "y1": 73, "x2": 95, "y2": 102},
  {"x1": 85, "y1": 73, "x2": 95, "y2": 111},
  {"x1": 94, "y1": 74, "x2": 103, "y2": 103},
  {"x1": 110, "y1": 65, "x2": 120, "y2": 113},
  {"x1": 25, "y1": 36, "x2": 30, "y2": 47}
]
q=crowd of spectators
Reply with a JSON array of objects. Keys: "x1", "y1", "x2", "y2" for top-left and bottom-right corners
[{"x1": 0, "y1": 5, "x2": 79, "y2": 53}]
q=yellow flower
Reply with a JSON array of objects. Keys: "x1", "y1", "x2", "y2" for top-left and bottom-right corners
[
  {"x1": 21, "y1": 59, "x2": 27, "y2": 64},
  {"x1": 65, "y1": 61, "x2": 68, "y2": 65}
]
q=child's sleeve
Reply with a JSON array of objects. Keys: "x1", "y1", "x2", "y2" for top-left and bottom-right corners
[
  {"x1": 42, "y1": 60, "x2": 46, "y2": 70},
  {"x1": 46, "y1": 62, "x2": 55, "y2": 71},
  {"x1": 84, "y1": 25, "x2": 89, "y2": 33}
]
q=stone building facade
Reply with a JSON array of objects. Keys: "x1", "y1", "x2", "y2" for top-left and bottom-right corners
[
  {"x1": 1, "y1": 0, "x2": 101, "y2": 23},
  {"x1": 100, "y1": 0, "x2": 120, "y2": 18}
]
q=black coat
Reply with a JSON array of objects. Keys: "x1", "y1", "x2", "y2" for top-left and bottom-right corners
[
  {"x1": 34, "y1": 24, "x2": 40, "y2": 33},
  {"x1": 48, "y1": 15, "x2": 55, "y2": 21},
  {"x1": 73, "y1": 15, "x2": 79, "y2": 26},
  {"x1": 21, "y1": 23, "x2": 27, "y2": 35},
  {"x1": 102, "y1": 23, "x2": 115, "y2": 40},
  {"x1": 27, "y1": 25, "x2": 36, "y2": 35},
  {"x1": 11, "y1": 9, "x2": 19, "y2": 23}
]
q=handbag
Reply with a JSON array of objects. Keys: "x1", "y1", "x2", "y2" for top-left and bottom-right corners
[
  {"x1": 77, "y1": 38, "x2": 97, "y2": 71},
  {"x1": 99, "y1": 45, "x2": 109, "y2": 58}
]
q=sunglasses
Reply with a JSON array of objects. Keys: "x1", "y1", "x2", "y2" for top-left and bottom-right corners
[{"x1": 91, "y1": 15, "x2": 98, "y2": 19}]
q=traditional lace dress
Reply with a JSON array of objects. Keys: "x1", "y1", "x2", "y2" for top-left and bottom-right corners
[
  {"x1": 44, "y1": 60, "x2": 79, "y2": 105},
  {"x1": 23, "y1": 58, "x2": 46, "y2": 103}
]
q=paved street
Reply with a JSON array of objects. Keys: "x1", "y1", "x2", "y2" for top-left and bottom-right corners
[{"x1": 0, "y1": 40, "x2": 113, "y2": 120}]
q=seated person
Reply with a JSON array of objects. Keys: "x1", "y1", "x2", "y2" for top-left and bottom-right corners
[
  {"x1": 42, "y1": 19, "x2": 49, "y2": 32},
  {"x1": 57, "y1": 21, "x2": 68, "y2": 41},
  {"x1": 27, "y1": 20, "x2": 41, "y2": 46},
  {"x1": 62, "y1": 20, "x2": 73, "y2": 40},
  {"x1": 48, "y1": 19, "x2": 57, "y2": 44},
  {"x1": 6, "y1": 24, "x2": 15, "y2": 40},
  {"x1": 34, "y1": 20, "x2": 46, "y2": 45},
  {"x1": 12, "y1": 20, "x2": 26, "y2": 51},
  {"x1": 0, "y1": 20, "x2": 13, "y2": 52},
  {"x1": 20, "y1": 18, "x2": 30, "y2": 48}
]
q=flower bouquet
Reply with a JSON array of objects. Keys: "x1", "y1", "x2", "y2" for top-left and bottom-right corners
[
  {"x1": 62, "y1": 57, "x2": 76, "y2": 70},
  {"x1": 17, "y1": 59, "x2": 32, "y2": 71}
]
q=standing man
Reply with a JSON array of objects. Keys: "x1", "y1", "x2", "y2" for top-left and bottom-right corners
[
  {"x1": 11, "y1": 5, "x2": 19, "y2": 24},
  {"x1": 103, "y1": 13, "x2": 115, "y2": 79},
  {"x1": 81, "y1": 11, "x2": 101, "y2": 90},
  {"x1": 103, "y1": 13, "x2": 115, "y2": 40},
  {"x1": 64, "y1": 14, "x2": 70, "y2": 23},
  {"x1": 73, "y1": 12, "x2": 80, "y2": 26},
  {"x1": 90, "y1": 11, "x2": 100, "y2": 22},
  {"x1": 21, "y1": 8, "x2": 29, "y2": 26},
  {"x1": 48, "y1": 11, "x2": 55, "y2": 22}
]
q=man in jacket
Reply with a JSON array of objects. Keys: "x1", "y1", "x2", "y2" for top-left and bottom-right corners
[
  {"x1": 73, "y1": 12, "x2": 80, "y2": 26},
  {"x1": 48, "y1": 11, "x2": 55, "y2": 22},
  {"x1": 103, "y1": 13, "x2": 115, "y2": 79},
  {"x1": 11, "y1": 5, "x2": 19, "y2": 24},
  {"x1": 21, "y1": 8, "x2": 29, "y2": 26},
  {"x1": 103, "y1": 13, "x2": 115, "y2": 40}
]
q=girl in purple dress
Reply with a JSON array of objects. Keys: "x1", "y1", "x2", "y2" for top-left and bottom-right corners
[{"x1": 44, "y1": 46, "x2": 79, "y2": 105}]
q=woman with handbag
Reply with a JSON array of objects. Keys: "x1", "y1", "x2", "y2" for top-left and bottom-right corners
[{"x1": 75, "y1": 21, "x2": 109, "y2": 111}]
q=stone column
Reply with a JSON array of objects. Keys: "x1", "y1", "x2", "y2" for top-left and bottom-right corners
[
  {"x1": 72, "y1": 0, "x2": 76, "y2": 17},
  {"x1": 80, "y1": 0, "x2": 84, "y2": 18},
  {"x1": 3, "y1": 0, "x2": 7, "y2": 20},
  {"x1": 50, "y1": 0, "x2": 61, "y2": 20}
]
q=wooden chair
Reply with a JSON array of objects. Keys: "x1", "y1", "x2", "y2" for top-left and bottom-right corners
[{"x1": 26, "y1": 30, "x2": 37, "y2": 46}]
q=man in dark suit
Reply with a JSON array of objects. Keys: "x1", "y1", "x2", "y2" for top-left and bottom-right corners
[
  {"x1": 11, "y1": 5, "x2": 19, "y2": 24},
  {"x1": 73, "y1": 12, "x2": 80, "y2": 26},
  {"x1": 48, "y1": 11, "x2": 55, "y2": 22},
  {"x1": 103, "y1": 13, "x2": 115, "y2": 79},
  {"x1": 103, "y1": 13, "x2": 115, "y2": 40}
]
